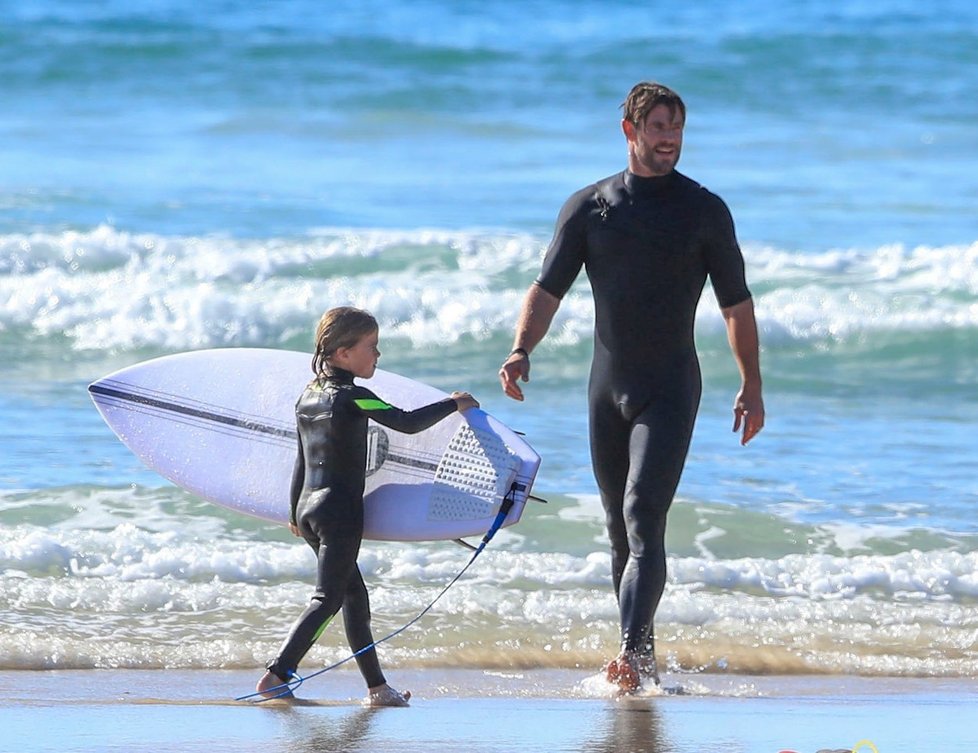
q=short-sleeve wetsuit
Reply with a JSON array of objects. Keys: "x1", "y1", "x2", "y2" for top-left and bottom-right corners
[
  {"x1": 536, "y1": 169, "x2": 751, "y2": 658},
  {"x1": 266, "y1": 367, "x2": 457, "y2": 686}
]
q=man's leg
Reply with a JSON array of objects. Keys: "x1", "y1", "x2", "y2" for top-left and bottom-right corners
[
  {"x1": 588, "y1": 393, "x2": 631, "y2": 599},
  {"x1": 616, "y1": 394, "x2": 699, "y2": 677}
]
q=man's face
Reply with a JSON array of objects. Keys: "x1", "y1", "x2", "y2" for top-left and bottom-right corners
[{"x1": 624, "y1": 103, "x2": 684, "y2": 177}]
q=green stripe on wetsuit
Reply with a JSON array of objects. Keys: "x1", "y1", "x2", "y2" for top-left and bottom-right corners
[
  {"x1": 355, "y1": 398, "x2": 392, "y2": 411},
  {"x1": 312, "y1": 614, "x2": 334, "y2": 643}
]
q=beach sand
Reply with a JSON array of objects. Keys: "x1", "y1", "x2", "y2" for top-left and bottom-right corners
[{"x1": 4, "y1": 669, "x2": 976, "y2": 753}]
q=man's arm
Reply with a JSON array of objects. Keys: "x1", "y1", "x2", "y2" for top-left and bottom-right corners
[
  {"x1": 498, "y1": 283, "x2": 561, "y2": 401},
  {"x1": 721, "y1": 297, "x2": 764, "y2": 445}
]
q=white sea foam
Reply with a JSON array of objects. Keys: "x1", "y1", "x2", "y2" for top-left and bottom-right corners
[
  {"x1": 4, "y1": 227, "x2": 976, "y2": 352},
  {"x1": 3, "y1": 509, "x2": 976, "y2": 605},
  {"x1": 2, "y1": 484, "x2": 977, "y2": 675}
]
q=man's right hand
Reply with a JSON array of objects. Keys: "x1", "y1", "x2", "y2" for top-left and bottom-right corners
[
  {"x1": 500, "y1": 283, "x2": 560, "y2": 402},
  {"x1": 499, "y1": 351, "x2": 530, "y2": 401}
]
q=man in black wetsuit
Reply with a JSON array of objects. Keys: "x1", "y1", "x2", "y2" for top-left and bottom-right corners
[{"x1": 498, "y1": 82, "x2": 764, "y2": 692}]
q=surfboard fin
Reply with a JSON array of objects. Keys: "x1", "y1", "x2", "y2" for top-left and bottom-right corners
[
  {"x1": 452, "y1": 538, "x2": 479, "y2": 551},
  {"x1": 528, "y1": 494, "x2": 548, "y2": 504}
]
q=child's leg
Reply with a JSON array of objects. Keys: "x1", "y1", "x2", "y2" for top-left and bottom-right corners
[
  {"x1": 264, "y1": 529, "x2": 361, "y2": 687},
  {"x1": 342, "y1": 564, "x2": 386, "y2": 688},
  {"x1": 342, "y1": 565, "x2": 411, "y2": 706}
]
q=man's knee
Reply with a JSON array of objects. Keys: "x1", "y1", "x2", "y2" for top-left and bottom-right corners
[{"x1": 622, "y1": 494, "x2": 670, "y2": 557}]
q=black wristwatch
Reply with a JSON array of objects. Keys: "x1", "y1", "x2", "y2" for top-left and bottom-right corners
[{"x1": 509, "y1": 347, "x2": 529, "y2": 359}]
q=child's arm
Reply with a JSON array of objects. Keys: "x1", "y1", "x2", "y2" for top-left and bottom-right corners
[
  {"x1": 354, "y1": 388, "x2": 479, "y2": 435},
  {"x1": 288, "y1": 435, "x2": 304, "y2": 536}
]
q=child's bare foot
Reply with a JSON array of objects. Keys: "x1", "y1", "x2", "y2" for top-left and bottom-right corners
[
  {"x1": 364, "y1": 683, "x2": 411, "y2": 707},
  {"x1": 256, "y1": 669, "x2": 294, "y2": 700},
  {"x1": 604, "y1": 651, "x2": 641, "y2": 694}
]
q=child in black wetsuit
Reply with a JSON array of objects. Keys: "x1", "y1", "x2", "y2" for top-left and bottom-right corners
[{"x1": 256, "y1": 306, "x2": 478, "y2": 705}]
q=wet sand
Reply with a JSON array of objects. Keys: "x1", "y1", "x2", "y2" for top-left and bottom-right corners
[{"x1": 4, "y1": 669, "x2": 977, "y2": 752}]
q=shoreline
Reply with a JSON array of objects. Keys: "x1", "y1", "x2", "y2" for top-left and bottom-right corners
[{"x1": 5, "y1": 669, "x2": 977, "y2": 752}]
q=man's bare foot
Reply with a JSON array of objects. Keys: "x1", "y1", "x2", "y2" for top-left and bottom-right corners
[
  {"x1": 364, "y1": 683, "x2": 411, "y2": 707},
  {"x1": 256, "y1": 669, "x2": 294, "y2": 700},
  {"x1": 605, "y1": 651, "x2": 641, "y2": 694}
]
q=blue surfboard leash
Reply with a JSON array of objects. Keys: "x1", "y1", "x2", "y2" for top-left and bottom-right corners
[{"x1": 236, "y1": 484, "x2": 521, "y2": 703}]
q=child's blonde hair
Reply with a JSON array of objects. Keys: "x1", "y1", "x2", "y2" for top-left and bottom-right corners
[{"x1": 311, "y1": 306, "x2": 378, "y2": 380}]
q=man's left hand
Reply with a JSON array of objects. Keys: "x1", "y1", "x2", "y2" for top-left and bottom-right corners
[{"x1": 732, "y1": 386, "x2": 764, "y2": 446}]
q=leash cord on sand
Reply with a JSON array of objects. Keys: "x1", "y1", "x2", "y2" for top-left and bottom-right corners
[{"x1": 236, "y1": 486, "x2": 518, "y2": 703}]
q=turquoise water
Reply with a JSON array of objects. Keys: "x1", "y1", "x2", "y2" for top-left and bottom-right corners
[{"x1": 1, "y1": 1, "x2": 976, "y2": 678}]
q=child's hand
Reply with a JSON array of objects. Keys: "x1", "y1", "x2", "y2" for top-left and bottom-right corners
[{"x1": 451, "y1": 391, "x2": 479, "y2": 412}]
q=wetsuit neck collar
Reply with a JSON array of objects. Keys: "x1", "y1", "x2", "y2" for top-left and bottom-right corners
[
  {"x1": 323, "y1": 366, "x2": 356, "y2": 385},
  {"x1": 624, "y1": 169, "x2": 676, "y2": 196}
]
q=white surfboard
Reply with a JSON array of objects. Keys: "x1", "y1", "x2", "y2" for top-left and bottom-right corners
[{"x1": 89, "y1": 348, "x2": 541, "y2": 542}]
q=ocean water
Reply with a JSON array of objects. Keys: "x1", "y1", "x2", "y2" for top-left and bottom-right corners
[{"x1": 1, "y1": 1, "x2": 976, "y2": 687}]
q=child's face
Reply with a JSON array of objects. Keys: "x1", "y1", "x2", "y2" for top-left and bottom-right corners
[{"x1": 337, "y1": 329, "x2": 381, "y2": 378}]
